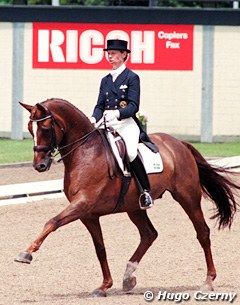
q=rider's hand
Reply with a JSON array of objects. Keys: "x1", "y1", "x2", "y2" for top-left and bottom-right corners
[
  {"x1": 89, "y1": 117, "x2": 96, "y2": 124},
  {"x1": 104, "y1": 110, "x2": 120, "y2": 122}
]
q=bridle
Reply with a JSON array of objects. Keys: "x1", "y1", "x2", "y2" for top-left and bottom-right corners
[
  {"x1": 30, "y1": 111, "x2": 98, "y2": 162},
  {"x1": 30, "y1": 110, "x2": 119, "y2": 180},
  {"x1": 30, "y1": 113, "x2": 59, "y2": 155}
]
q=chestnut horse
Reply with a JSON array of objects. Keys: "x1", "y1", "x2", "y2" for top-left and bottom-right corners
[{"x1": 15, "y1": 98, "x2": 239, "y2": 297}]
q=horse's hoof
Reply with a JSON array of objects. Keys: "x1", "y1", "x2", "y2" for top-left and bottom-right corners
[
  {"x1": 122, "y1": 276, "x2": 137, "y2": 291},
  {"x1": 200, "y1": 275, "x2": 214, "y2": 291},
  {"x1": 200, "y1": 282, "x2": 214, "y2": 292},
  {"x1": 92, "y1": 289, "x2": 107, "y2": 297},
  {"x1": 14, "y1": 252, "x2": 33, "y2": 264}
]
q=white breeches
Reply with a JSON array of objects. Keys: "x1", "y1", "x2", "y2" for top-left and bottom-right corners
[{"x1": 108, "y1": 117, "x2": 140, "y2": 162}]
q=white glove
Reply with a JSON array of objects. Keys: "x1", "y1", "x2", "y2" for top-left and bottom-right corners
[
  {"x1": 89, "y1": 117, "x2": 96, "y2": 124},
  {"x1": 104, "y1": 110, "x2": 120, "y2": 122}
]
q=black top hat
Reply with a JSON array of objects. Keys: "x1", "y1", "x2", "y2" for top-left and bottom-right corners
[{"x1": 103, "y1": 39, "x2": 131, "y2": 53}]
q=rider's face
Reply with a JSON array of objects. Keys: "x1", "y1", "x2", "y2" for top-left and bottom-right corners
[{"x1": 107, "y1": 50, "x2": 127, "y2": 69}]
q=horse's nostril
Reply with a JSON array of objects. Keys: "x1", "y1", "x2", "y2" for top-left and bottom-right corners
[
  {"x1": 34, "y1": 157, "x2": 52, "y2": 172},
  {"x1": 35, "y1": 163, "x2": 47, "y2": 172}
]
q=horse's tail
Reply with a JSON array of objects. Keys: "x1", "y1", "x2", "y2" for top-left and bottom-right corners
[{"x1": 182, "y1": 141, "x2": 240, "y2": 229}]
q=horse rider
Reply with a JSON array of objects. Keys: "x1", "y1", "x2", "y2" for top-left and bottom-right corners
[{"x1": 89, "y1": 39, "x2": 153, "y2": 210}]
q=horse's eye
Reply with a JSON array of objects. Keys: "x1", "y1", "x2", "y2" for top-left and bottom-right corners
[
  {"x1": 42, "y1": 126, "x2": 50, "y2": 130},
  {"x1": 41, "y1": 126, "x2": 51, "y2": 134},
  {"x1": 41, "y1": 119, "x2": 51, "y2": 130}
]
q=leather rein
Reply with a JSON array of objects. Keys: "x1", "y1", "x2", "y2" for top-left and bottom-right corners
[{"x1": 30, "y1": 112, "x2": 116, "y2": 178}]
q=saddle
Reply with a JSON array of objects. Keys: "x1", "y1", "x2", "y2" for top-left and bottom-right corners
[
  {"x1": 105, "y1": 127, "x2": 131, "y2": 177},
  {"x1": 103, "y1": 127, "x2": 163, "y2": 177},
  {"x1": 98, "y1": 127, "x2": 163, "y2": 213}
]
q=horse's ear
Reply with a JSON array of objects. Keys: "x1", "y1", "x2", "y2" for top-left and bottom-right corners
[
  {"x1": 19, "y1": 102, "x2": 33, "y2": 113},
  {"x1": 36, "y1": 103, "x2": 48, "y2": 113}
]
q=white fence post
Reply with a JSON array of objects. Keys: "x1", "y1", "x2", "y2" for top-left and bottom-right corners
[
  {"x1": 201, "y1": 25, "x2": 214, "y2": 143},
  {"x1": 11, "y1": 23, "x2": 24, "y2": 140}
]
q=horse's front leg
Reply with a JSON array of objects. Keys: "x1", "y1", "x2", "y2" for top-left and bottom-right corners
[
  {"x1": 122, "y1": 210, "x2": 158, "y2": 292},
  {"x1": 81, "y1": 217, "x2": 113, "y2": 297},
  {"x1": 15, "y1": 203, "x2": 82, "y2": 264}
]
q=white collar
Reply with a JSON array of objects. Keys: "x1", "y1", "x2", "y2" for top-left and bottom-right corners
[{"x1": 110, "y1": 64, "x2": 126, "y2": 82}]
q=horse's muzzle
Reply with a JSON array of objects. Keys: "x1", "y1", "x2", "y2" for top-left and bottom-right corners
[{"x1": 33, "y1": 155, "x2": 53, "y2": 172}]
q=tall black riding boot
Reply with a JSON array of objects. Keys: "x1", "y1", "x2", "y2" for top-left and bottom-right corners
[{"x1": 130, "y1": 155, "x2": 153, "y2": 210}]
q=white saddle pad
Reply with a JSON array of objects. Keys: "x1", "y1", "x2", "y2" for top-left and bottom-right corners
[
  {"x1": 107, "y1": 131, "x2": 163, "y2": 176},
  {"x1": 138, "y1": 143, "x2": 163, "y2": 174}
]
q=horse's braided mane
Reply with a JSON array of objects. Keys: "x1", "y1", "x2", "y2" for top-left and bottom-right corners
[{"x1": 43, "y1": 98, "x2": 89, "y2": 120}]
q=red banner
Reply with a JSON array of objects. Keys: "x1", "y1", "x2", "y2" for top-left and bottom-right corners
[{"x1": 33, "y1": 23, "x2": 193, "y2": 70}]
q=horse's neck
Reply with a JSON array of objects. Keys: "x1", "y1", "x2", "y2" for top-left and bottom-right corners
[
  {"x1": 53, "y1": 105, "x2": 92, "y2": 145},
  {"x1": 65, "y1": 121, "x2": 91, "y2": 144},
  {"x1": 56, "y1": 107, "x2": 96, "y2": 165},
  {"x1": 61, "y1": 127, "x2": 101, "y2": 178}
]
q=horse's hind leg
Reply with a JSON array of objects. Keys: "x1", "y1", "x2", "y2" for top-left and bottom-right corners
[
  {"x1": 172, "y1": 189, "x2": 216, "y2": 291},
  {"x1": 122, "y1": 210, "x2": 158, "y2": 291}
]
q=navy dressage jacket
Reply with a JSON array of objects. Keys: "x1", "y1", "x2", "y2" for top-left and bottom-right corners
[
  {"x1": 92, "y1": 67, "x2": 158, "y2": 153},
  {"x1": 92, "y1": 68, "x2": 140, "y2": 122}
]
